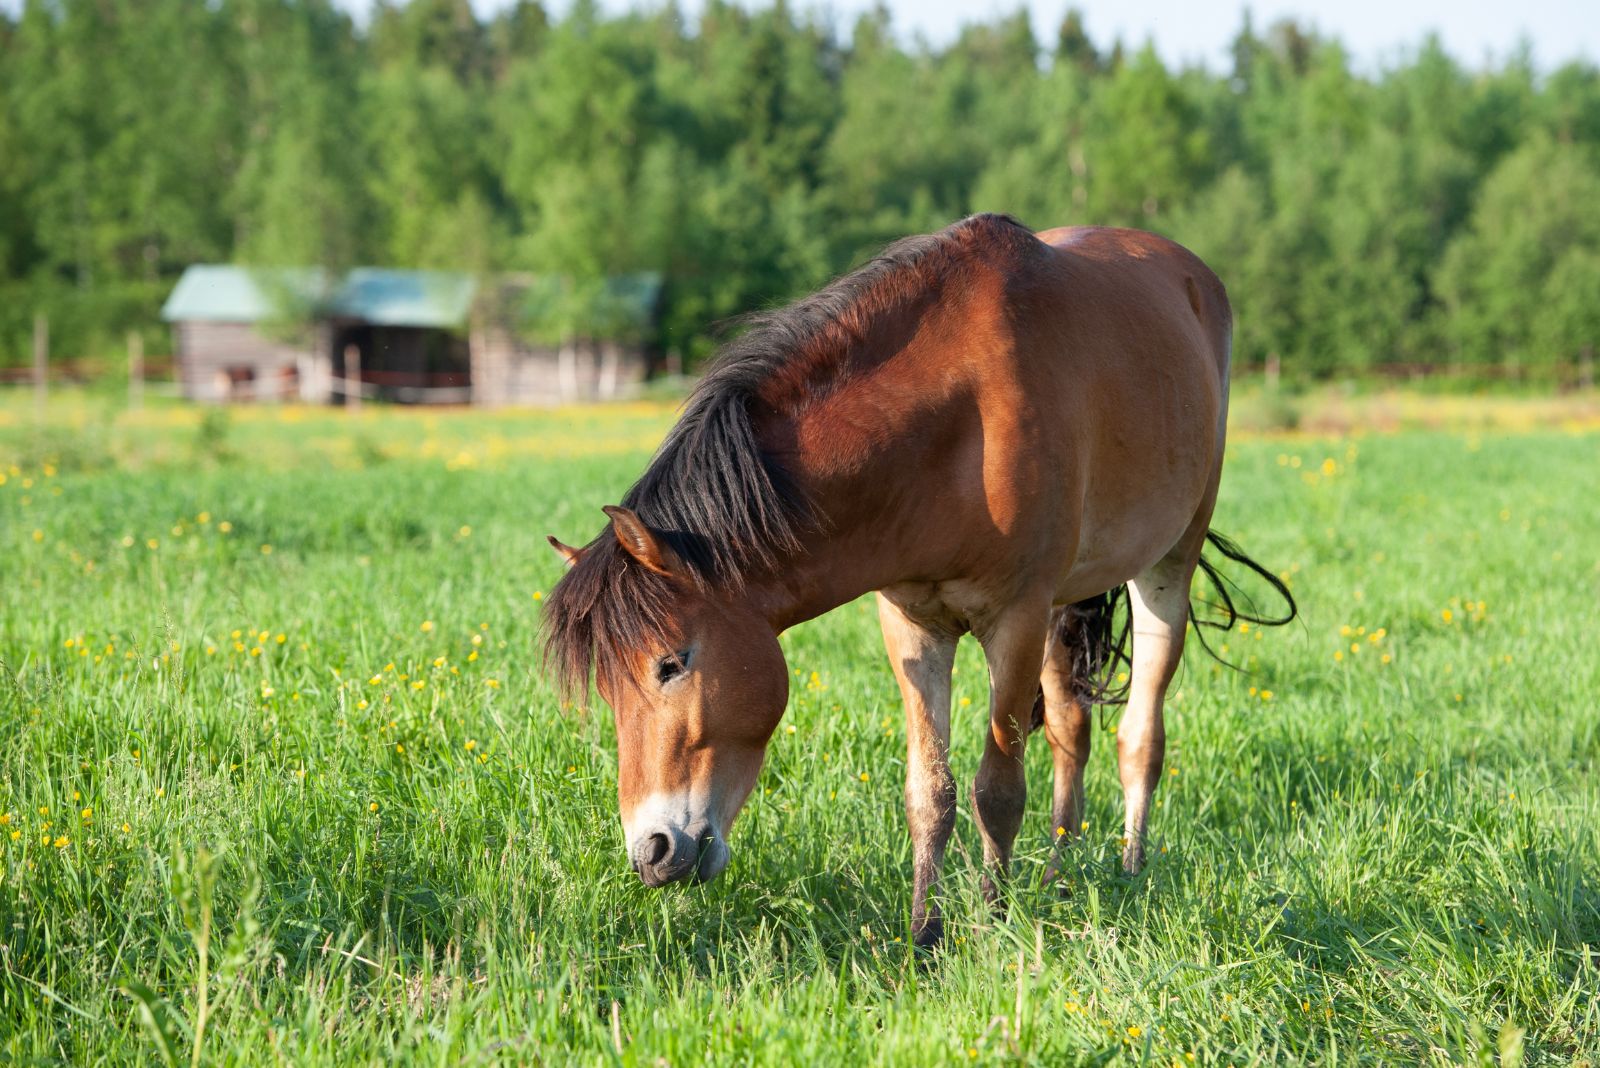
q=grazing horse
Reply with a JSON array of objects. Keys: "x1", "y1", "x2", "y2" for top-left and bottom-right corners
[{"x1": 543, "y1": 214, "x2": 1293, "y2": 948}]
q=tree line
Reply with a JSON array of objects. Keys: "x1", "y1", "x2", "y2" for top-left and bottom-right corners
[{"x1": 2, "y1": 0, "x2": 1598, "y2": 380}]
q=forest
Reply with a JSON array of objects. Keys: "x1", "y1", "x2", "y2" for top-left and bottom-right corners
[{"x1": 2, "y1": 0, "x2": 1599, "y2": 380}]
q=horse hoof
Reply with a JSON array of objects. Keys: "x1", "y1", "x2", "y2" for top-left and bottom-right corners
[
  {"x1": 980, "y1": 875, "x2": 1010, "y2": 919},
  {"x1": 912, "y1": 916, "x2": 944, "y2": 952}
]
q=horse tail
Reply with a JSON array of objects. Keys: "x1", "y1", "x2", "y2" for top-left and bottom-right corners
[
  {"x1": 1188, "y1": 530, "x2": 1298, "y2": 666},
  {"x1": 1032, "y1": 588, "x2": 1134, "y2": 729},
  {"x1": 1041, "y1": 530, "x2": 1296, "y2": 717}
]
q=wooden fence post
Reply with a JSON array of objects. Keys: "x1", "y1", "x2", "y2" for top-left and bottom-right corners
[
  {"x1": 597, "y1": 339, "x2": 619, "y2": 400},
  {"x1": 558, "y1": 336, "x2": 578, "y2": 402},
  {"x1": 1265, "y1": 352, "x2": 1281, "y2": 393},
  {"x1": 32, "y1": 312, "x2": 48, "y2": 419},
  {"x1": 128, "y1": 330, "x2": 145, "y2": 411},
  {"x1": 344, "y1": 344, "x2": 362, "y2": 413}
]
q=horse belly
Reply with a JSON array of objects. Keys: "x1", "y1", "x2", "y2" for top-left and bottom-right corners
[{"x1": 1056, "y1": 502, "x2": 1201, "y2": 604}]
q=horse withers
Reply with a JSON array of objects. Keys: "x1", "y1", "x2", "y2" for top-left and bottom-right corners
[{"x1": 543, "y1": 214, "x2": 1293, "y2": 947}]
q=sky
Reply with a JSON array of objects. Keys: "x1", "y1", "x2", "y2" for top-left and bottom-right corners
[{"x1": 340, "y1": 0, "x2": 1599, "y2": 72}]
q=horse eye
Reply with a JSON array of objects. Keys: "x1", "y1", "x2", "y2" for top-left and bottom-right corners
[{"x1": 656, "y1": 651, "x2": 690, "y2": 686}]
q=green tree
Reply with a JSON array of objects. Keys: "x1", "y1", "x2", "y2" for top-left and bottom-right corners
[
  {"x1": 370, "y1": 0, "x2": 485, "y2": 83},
  {"x1": 1537, "y1": 250, "x2": 1600, "y2": 384},
  {"x1": 364, "y1": 65, "x2": 497, "y2": 270},
  {"x1": 1437, "y1": 136, "x2": 1600, "y2": 373},
  {"x1": 494, "y1": 8, "x2": 668, "y2": 341},
  {"x1": 1083, "y1": 46, "x2": 1209, "y2": 225},
  {"x1": 228, "y1": 0, "x2": 369, "y2": 276}
]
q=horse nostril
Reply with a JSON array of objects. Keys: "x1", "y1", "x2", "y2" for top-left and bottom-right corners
[{"x1": 644, "y1": 832, "x2": 671, "y2": 867}]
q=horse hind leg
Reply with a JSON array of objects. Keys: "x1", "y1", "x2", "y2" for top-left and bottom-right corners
[
  {"x1": 1120, "y1": 539, "x2": 1205, "y2": 874},
  {"x1": 1038, "y1": 605, "x2": 1095, "y2": 883}
]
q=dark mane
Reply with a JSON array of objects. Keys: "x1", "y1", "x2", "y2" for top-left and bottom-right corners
[{"x1": 540, "y1": 213, "x2": 1036, "y2": 697}]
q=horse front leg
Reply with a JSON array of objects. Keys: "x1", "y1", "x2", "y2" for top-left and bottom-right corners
[
  {"x1": 972, "y1": 603, "x2": 1052, "y2": 906},
  {"x1": 876, "y1": 593, "x2": 959, "y2": 949}
]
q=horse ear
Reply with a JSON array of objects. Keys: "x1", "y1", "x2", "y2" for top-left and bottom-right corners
[
  {"x1": 546, "y1": 535, "x2": 584, "y2": 568},
  {"x1": 602, "y1": 505, "x2": 680, "y2": 576}
]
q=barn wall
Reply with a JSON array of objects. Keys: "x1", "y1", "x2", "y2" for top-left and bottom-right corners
[
  {"x1": 469, "y1": 325, "x2": 514, "y2": 407},
  {"x1": 174, "y1": 321, "x2": 321, "y2": 402},
  {"x1": 172, "y1": 317, "x2": 648, "y2": 407},
  {"x1": 470, "y1": 328, "x2": 647, "y2": 407}
]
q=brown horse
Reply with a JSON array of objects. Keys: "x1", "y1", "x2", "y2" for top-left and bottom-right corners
[{"x1": 543, "y1": 214, "x2": 1293, "y2": 948}]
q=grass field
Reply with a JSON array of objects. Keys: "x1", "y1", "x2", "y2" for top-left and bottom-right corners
[{"x1": 1, "y1": 392, "x2": 1597, "y2": 1065}]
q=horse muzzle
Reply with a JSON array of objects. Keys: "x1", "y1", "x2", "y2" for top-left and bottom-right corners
[{"x1": 630, "y1": 823, "x2": 730, "y2": 887}]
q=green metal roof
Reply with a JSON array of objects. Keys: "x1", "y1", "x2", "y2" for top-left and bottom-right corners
[
  {"x1": 331, "y1": 268, "x2": 477, "y2": 328},
  {"x1": 164, "y1": 266, "x2": 660, "y2": 333},
  {"x1": 163, "y1": 265, "x2": 477, "y2": 329},
  {"x1": 161, "y1": 265, "x2": 328, "y2": 323}
]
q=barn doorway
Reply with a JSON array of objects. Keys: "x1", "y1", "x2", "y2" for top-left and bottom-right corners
[{"x1": 331, "y1": 324, "x2": 472, "y2": 405}]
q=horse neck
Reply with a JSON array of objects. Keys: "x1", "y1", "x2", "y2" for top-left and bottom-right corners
[
  {"x1": 746, "y1": 389, "x2": 935, "y2": 634},
  {"x1": 746, "y1": 525, "x2": 883, "y2": 634},
  {"x1": 740, "y1": 279, "x2": 996, "y2": 632}
]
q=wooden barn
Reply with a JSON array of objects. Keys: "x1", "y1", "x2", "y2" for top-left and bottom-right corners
[{"x1": 161, "y1": 266, "x2": 660, "y2": 406}]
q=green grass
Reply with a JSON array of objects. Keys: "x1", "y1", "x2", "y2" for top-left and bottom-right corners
[{"x1": 1, "y1": 395, "x2": 1597, "y2": 1065}]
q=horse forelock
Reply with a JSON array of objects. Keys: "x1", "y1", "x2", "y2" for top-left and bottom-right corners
[
  {"x1": 540, "y1": 213, "x2": 1037, "y2": 697},
  {"x1": 541, "y1": 536, "x2": 679, "y2": 702}
]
